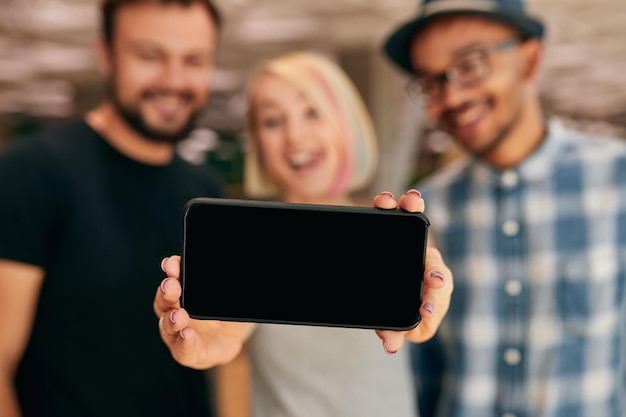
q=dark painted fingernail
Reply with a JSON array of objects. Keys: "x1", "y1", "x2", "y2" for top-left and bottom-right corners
[
  {"x1": 160, "y1": 257, "x2": 169, "y2": 272},
  {"x1": 169, "y1": 309, "x2": 177, "y2": 324},
  {"x1": 406, "y1": 189, "x2": 421, "y2": 197},
  {"x1": 380, "y1": 191, "x2": 394, "y2": 199},
  {"x1": 383, "y1": 341, "x2": 397, "y2": 355},
  {"x1": 430, "y1": 271, "x2": 445, "y2": 282},
  {"x1": 160, "y1": 278, "x2": 169, "y2": 293},
  {"x1": 423, "y1": 303, "x2": 434, "y2": 315}
]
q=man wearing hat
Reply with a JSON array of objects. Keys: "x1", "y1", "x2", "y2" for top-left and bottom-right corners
[{"x1": 383, "y1": 1, "x2": 626, "y2": 416}]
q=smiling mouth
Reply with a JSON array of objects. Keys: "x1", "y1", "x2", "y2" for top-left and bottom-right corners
[
  {"x1": 288, "y1": 150, "x2": 323, "y2": 171},
  {"x1": 144, "y1": 91, "x2": 193, "y2": 117},
  {"x1": 446, "y1": 101, "x2": 489, "y2": 129}
]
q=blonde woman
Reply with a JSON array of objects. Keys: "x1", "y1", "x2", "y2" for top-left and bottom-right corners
[{"x1": 215, "y1": 51, "x2": 415, "y2": 417}]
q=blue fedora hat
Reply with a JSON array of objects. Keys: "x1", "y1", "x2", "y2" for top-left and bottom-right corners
[{"x1": 383, "y1": 0, "x2": 545, "y2": 74}]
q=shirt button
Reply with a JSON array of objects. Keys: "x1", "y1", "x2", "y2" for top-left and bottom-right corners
[
  {"x1": 504, "y1": 348, "x2": 522, "y2": 365},
  {"x1": 504, "y1": 279, "x2": 522, "y2": 296},
  {"x1": 502, "y1": 220, "x2": 519, "y2": 236},
  {"x1": 500, "y1": 170, "x2": 518, "y2": 188}
]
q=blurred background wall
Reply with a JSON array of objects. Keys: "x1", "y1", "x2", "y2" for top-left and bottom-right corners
[{"x1": 1, "y1": 0, "x2": 625, "y2": 197}]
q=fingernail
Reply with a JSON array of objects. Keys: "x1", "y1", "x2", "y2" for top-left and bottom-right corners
[
  {"x1": 383, "y1": 341, "x2": 397, "y2": 355},
  {"x1": 380, "y1": 191, "x2": 394, "y2": 199},
  {"x1": 178, "y1": 329, "x2": 186, "y2": 340},
  {"x1": 160, "y1": 257, "x2": 169, "y2": 272},
  {"x1": 169, "y1": 309, "x2": 177, "y2": 324},
  {"x1": 406, "y1": 189, "x2": 421, "y2": 197},
  {"x1": 423, "y1": 302, "x2": 434, "y2": 315},
  {"x1": 430, "y1": 270, "x2": 445, "y2": 282},
  {"x1": 160, "y1": 278, "x2": 168, "y2": 293}
]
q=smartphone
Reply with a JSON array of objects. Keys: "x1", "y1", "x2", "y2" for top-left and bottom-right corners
[{"x1": 180, "y1": 197, "x2": 429, "y2": 331}]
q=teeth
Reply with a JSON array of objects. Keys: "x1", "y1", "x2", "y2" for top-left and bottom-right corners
[
  {"x1": 155, "y1": 96, "x2": 182, "y2": 109},
  {"x1": 289, "y1": 151, "x2": 313, "y2": 168},
  {"x1": 455, "y1": 104, "x2": 486, "y2": 127}
]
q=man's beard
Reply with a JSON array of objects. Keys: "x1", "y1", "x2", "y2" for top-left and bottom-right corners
[{"x1": 110, "y1": 86, "x2": 201, "y2": 145}]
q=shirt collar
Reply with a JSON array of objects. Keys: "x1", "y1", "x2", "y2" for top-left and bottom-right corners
[{"x1": 468, "y1": 117, "x2": 567, "y2": 187}]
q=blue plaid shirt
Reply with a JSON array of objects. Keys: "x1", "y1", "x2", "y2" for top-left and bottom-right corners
[{"x1": 412, "y1": 118, "x2": 626, "y2": 417}]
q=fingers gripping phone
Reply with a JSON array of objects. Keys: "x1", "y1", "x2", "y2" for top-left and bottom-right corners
[{"x1": 180, "y1": 197, "x2": 429, "y2": 331}]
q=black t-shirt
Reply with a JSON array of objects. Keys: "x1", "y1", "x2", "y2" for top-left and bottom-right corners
[{"x1": 0, "y1": 120, "x2": 222, "y2": 417}]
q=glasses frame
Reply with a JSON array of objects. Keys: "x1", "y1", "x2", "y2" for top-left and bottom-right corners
[{"x1": 406, "y1": 38, "x2": 520, "y2": 105}]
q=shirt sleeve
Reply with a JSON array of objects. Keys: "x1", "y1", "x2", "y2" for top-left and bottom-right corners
[{"x1": 0, "y1": 137, "x2": 65, "y2": 267}]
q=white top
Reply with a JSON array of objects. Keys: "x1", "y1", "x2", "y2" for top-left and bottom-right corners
[{"x1": 247, "y1": 323, "x2": 417, "y2": 417}]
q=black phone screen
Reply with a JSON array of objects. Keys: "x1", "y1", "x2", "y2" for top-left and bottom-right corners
[{"x1": 180, "y1": 197, "x2": 429, "y2": 330}]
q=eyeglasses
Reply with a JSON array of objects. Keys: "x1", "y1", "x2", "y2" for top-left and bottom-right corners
[{"x1": 406, "y1": 38, "x2": 520, "y2": 104}]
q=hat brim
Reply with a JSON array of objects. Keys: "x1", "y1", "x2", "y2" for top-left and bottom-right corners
[{"x1": 383, "y1": 10, "x2": 545, "y2": 74}]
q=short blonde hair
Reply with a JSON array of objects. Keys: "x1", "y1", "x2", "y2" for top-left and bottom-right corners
[{"x1": 243, "y1": 51, "x2": 379, "y2": 199}]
